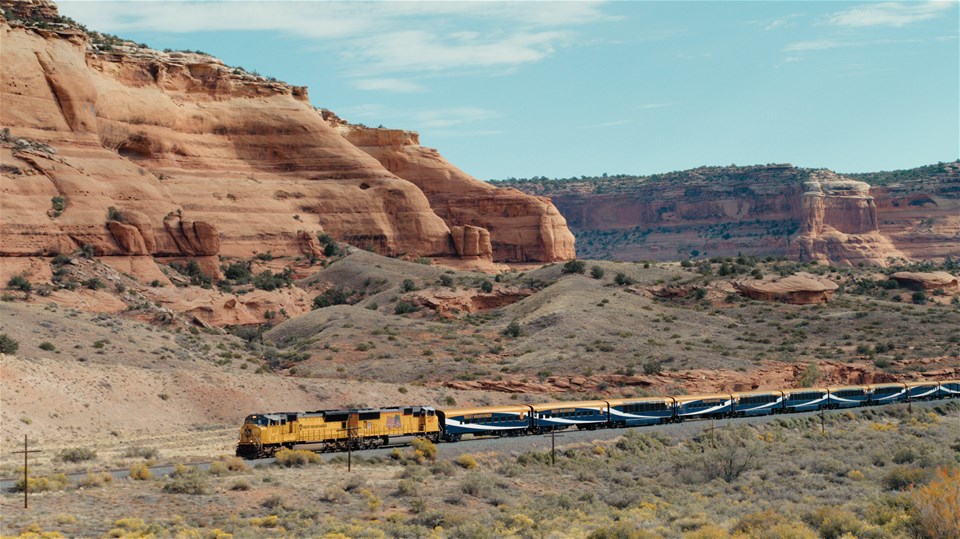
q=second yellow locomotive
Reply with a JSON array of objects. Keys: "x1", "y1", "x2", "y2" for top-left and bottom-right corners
[{"x1": 237, "y1": 406, "x2": 439, "y2": 458}]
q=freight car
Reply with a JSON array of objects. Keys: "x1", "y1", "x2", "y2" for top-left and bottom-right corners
[{"x1": 237, "y1": 379, "x2": 958, "y2": 458}]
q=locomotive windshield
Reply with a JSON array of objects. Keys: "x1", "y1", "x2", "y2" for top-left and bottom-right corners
[{"x1": 245, "y1": 415, "x2": 269, "y2": 427}]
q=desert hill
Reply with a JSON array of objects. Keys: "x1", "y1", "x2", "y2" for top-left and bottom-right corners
[
  {"x1": 0, "y1": 0, "x2": 575, "y2": 292},
  {"x1": 4, "y1": 246, "x2": 958, "y2": 466},
  {"x1": 497, "y1": 162, "x2": 960, "y2": 266}
]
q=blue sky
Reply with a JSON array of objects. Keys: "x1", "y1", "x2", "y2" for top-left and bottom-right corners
[{"x1": 60, "y1": 1, "x2": 959, "y2": 180}]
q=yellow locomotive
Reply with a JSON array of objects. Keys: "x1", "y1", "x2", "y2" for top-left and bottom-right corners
[{"x1": 236, "y1": 406, "x2": 439, "y2": 458}]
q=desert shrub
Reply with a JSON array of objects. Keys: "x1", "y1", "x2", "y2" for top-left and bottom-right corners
[
  {"x1": 77, "y1": 471, "x2": 112, "y2": 488},
  {"x1": 59, "y1": 447, "x2": 96, "y2": 463},
  {"x1": 502, "y1": 321, "x2": 523, "y2": 338},
  {"x1": 401, "y1": 279, "x2": 418, "y2": 292},
  {"x1": 0, "y1": 334, "x2": 19, "y2": 354},
  {"x1": 7, "y1": 274, "x2": 33, "y2": 293},
  {"x1": 561, "y1": 260, "x2": 586, "y2": 274},
  {"x1": 124, "y1": 446, "x2": 160, "y2": 460},
  {"x1": 129, "y1": 462, "x2": 153, "y2": 480},
  {"x1": 162, "y1": 471, "x2": 209, "y2": 494},
  {"x1": 479, "y1": 280, "x2": 494, "y2": 293},
  {"x1": 50, "y1": 195, "x2": 66, "y2": 216},
  {"x1": 614, "y1": 272, "x2": 635, "y2": 286},
  {"x1": 253, "y1": 269, "x2": 291, "y2": 291},
  {"x1": 411, "y1": 438, "x2": 438, "y2": 461},
  {"x1": 799, "y1": 362, "x2": 821, "y2": 387},
  {"x1": 439, "y1": 274, "x2": 454, "y2": 287},
  {"x1": 911, "y1": 467, "x2": 960, "y2": 539},
  {"x1": 396, "y1": 479, "x2": 420, "y2": 496},
  {"x1": 642, "y1": 360, "x2": 662, "y2": 375},
  {"x1": 52, "y1": 254, "x2": 72, "y2": 266},
  {"x1": 912, "y1": 291, "x2": 927, "y2": 304},
  {"x1": 274, "y1": 448, "x2": 321, "y2": 467},
  {"x1": 587, "y1": 524, "x2": 660, "y2": 539},
  {"x1": 83, "y1": 278, "x2": 105, "y2": 290},
  {"x1": 214, "y1": 455, "x2": 249, "y2": 473},
  {"x1": 455, "y1": 454, "x2": 478, "y2": 469},
  {"x1": 590, "y1": 265, "x2": 605, "y2": 279},
  {"x1": 313, "y1": 287, "x2": 350, "y2": 309},
  {"x1": 674, "y1": 426, "x2": 760, "y2": 483},
  {"x1": 460, "y1": 472, "x2": 494, "y2": 498},
  {"x1": 734, "y1": 509, "x2": 818, "y2": 539},
  {"x1": 884, "y1": 465, "x2": 928, "y2": 491},
  {"x1": 222, "y1": 260, "x2": 253, "y2": 282},
  {"x1": 229, "y1": 479, "x2": 251, "y2": 491},
  {"x1": 804, "y1": 507, "x2": 863, "y2": 539},
  {"x1": 681, "y1": 524, "x2": 730, "y2": 539},
  {"x1": 394, "y1": 301, "x2": 418, "y2": 314},
  {"x1": 107, "y1": 206, "x2": 125, "y2": 222},
  {"x1": 39, "y1": 341, "x2": 55, "y2": 351},
  {"x1": 14, "y1": 473, "x2": 69, "y2": 493}
]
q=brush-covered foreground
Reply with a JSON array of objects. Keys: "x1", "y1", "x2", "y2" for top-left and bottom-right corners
[{"x1": 1, "y1": 402, "x2": 958, "y2": 538}]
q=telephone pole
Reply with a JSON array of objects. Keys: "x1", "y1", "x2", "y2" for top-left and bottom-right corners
[{"x1": 12, "y1": 435, "x2": 41, "y2": 509}]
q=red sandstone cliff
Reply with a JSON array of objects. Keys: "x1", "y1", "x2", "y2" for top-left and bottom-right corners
[
  {"x1": 0, "y1": 0, "x2": 574, "y2": 277},
  {"x1": 335, "y1": 120, "x2": 575, "y2": 262},
  {"x1": 502, "y1": 163, "x2": 959, "y2": 266}
]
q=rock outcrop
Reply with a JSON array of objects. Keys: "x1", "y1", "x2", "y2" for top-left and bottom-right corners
[
  {"x1": 734, "y1": 273, "x2": 839, "y2": 304},
  {"x1": 791, "y1": 171, "x2": 906, "y2": 265},
  {"x1": 503, "y1": 163, "x2": 958, "y2": 266},
  {"x1": 890, "y1": 272, "x2": 960, "y2": 292},
  {"x1": 0, "y1": 0, "x2": 575, "y2": 277},
  {"x1": 337, "y1": 122, "x2": 575, "y2": 262}
]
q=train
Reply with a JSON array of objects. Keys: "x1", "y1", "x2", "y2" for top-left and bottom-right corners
[{"x1": 236, "y1": 379, "x2": 959, "y2": 459}]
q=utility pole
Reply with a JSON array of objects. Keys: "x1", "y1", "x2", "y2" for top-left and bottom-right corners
[
  {"x1": 12, "y1": 435, "x2": 41, "y2": 509},
  {"x1": 341, "y1": 425, "x2": 359, "y2": 472},
  {"x1": 550, "y1": 430, "x2": 564, "y2": 466},
  {"x1": 820, "y1": 406, "x2": 825, "y2": 435}
]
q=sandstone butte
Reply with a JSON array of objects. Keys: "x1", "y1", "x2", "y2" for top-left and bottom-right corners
[
  {"x1": 513, "y1": 163, "x2": 959, "y2": 267},
  {"x1": 0, "y1": 0, "x2": 575, "y2": 285}
]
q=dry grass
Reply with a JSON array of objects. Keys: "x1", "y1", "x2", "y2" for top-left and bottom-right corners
[{"x1": 1, "y1": 402, "x2": 956, "y2": 537}]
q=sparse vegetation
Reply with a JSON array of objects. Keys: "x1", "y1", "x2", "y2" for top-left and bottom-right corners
[{"x1": 0, "y1": 333, "x2": 19, "y2": 354}]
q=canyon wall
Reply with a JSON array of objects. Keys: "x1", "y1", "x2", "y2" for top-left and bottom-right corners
[
  {"x1": 503, "y1": 163, "x2": 959, "y2": 266},
  {"x1": 336, "y1": 121, "x2": 575, "y2": 262},
  {"x1": 0, "y1": 0, "x2": 574, "y2": 280}
]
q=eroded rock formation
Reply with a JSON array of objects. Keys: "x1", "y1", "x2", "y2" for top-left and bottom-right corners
[
  {"x1": 0, "y1": 0, "x2": 575, "y2": 279},
  {"x1": 890, "y1": 271, "x2": 960, "y2": 292},
  {"x1": 337, "y1": 121, "x2": 575, "y2": 262},
  {"x1": 791, "y1": 171, "x2": 906, "y2": 265},
  {"x1": 734, "y1": 273, "x2": 839, "y2": 304}
]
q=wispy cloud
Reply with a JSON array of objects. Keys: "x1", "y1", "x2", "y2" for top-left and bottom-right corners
[
  {"x1": 586, "y1": 119, "x2": 632, "y2": 129},
  {"x1": 826, "y1": 1, "x2": 954, "y2": 28},
  {"x1": 784, "y1": 39, "x2": 850, "y2": 52},
  {"x1": 59, "y1": 1, "x2": 612, "y2": 83},
  {"x1": 344, "y1": 29, "x2": 570, "y2": 75},
  {"x1": 413, "y1": 107, "x2": 500, "y2": 129},
  {"x1": 353, "y1": 78, "x2": 426, "y2": 93},
  {"x1": 784, "y1": 37, "x2": 924, "y2": 52}
]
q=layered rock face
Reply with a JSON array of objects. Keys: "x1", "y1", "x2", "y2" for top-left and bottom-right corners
[
  {"x1": 0, "y1": 1, "x2": 574, "y2": 278},
  {"x1": 338, "y1": 122, "x2": 575, "y2": 262},
  {"x1": 791, "y1": 171, "x2": 905, "y2": 265},
  {"x1": 504, "y1": 163, "x2": 958, "y2": 266}
]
